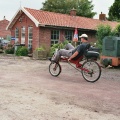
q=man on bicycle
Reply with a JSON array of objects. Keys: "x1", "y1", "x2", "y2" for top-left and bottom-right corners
[{"x1": 50, "y1": 34, "x2": 90, "y2": 62}]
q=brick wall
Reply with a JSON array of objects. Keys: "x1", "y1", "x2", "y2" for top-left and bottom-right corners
[
  {"x1": 39, "y1": 27, "x2": 51, "y2": 48},
  {"x1": 10, "y1": 13, "x2": 97, "y2": 52},
  {"x1": 84, "y1": 31, "x2": 97, "y2": 43},
  {"x1": 0, "y1": 19, "x2": 11, "y2": 38},
  {"x1": 38, "y1": 28, "x2": 97, "y2": 48},
  {"x1": 11, "y1": 13, "x2": 40, "y2": 51}
]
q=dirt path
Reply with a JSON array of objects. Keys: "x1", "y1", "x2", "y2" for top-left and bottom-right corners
[{"x1": 0, "y1": 57, "x2": 120, "y2": 120}]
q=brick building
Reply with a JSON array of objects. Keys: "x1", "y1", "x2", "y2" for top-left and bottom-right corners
[
  {"x1": 0, "y1": 16, "x2": 11, "y2": 39},
  {"x1": 7, "y1": 7, "x2": 119, "y2": 52}
]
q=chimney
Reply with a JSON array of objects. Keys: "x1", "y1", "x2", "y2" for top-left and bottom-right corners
[
  {"x1": 70, "y1": 8, "x2": 76, "y2": 16},
  {"x1": 99, "y1": 12, "x2": 106, "y2": 21},
  {"x1": 3, "y1": 16, "x2": 6, "y2": 20}
]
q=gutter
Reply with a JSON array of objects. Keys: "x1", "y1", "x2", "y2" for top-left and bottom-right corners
[{"x1": 39, "y1": 24, "x2": 96, "y2": 32}]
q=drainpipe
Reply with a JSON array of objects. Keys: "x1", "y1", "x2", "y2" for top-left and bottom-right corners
[{"x1": 39, "y1": 27, "x2": 40, "y2": 48}]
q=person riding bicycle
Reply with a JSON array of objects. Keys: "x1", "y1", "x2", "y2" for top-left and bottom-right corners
[{"x1": 50, "y1": 34, "x2": 90, "y2": 62}]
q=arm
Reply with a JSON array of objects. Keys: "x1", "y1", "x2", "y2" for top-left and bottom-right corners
[{"x1": 68, "y1": 51, "x2": 79, "y2": 61}]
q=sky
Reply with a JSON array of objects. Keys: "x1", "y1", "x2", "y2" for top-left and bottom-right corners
[{"x1": 0, "y1": 0, "x2": 115, "y2": 21}]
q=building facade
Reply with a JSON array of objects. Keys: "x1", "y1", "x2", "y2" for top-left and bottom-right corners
[
  {"x1": 7, "y1": 7, "x2": 119, "y2": 52},
  {"x1": 0, "y1": 16, "x2": 11, "y2": 39}
]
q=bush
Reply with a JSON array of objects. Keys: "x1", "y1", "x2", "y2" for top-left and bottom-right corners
[
  {"x1": 16, "y1": 46, "x2": 28, "y2": 56},
  {"x1": 4, "y1": 44, "x2": 14, "y2": 54},
  {"x1": 49, "y1": 40, "x2": 69, "y2": 57},
  {"x1": 96, "y1": 24, "x2": 117, "y2": 51},
  {"x1": 33, "y1": 45, "x2": 48, "y2": 59},
  {"x1": 5, "y1": 47, "x2": 14, "y2": 54},
  {"x1": 115, "y1": 24, "x2": 120, "y2": 36},
  {"x1": 36, "y1": 46, "x2": 45, "y2": 51}
]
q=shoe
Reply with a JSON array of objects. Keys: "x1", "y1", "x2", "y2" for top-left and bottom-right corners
[
  {"x1": 48, "y1": 57, "x2": 56, "y2": 63},
  {"x1": 48, "y1": 57, "x2": 51, "y2": 61},
  {"x1": 51, "y1": 60, "x2": 56, "y2": 63}
]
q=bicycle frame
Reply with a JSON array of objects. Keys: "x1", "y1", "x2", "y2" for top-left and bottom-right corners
[
  {"x1": 60, "y1": 56, "x2": 90, "y2": 73},
  {"x1": 49, "y1": 54, "x2": 101, "y2": 82}
]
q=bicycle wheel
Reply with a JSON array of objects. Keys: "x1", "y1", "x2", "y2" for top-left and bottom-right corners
[
  {"x1": 49, "y1": 62, "x2": 61, "y2": 77},
  {"x1": 81, "y1": 60, "x2": 101, "y2": 82}
]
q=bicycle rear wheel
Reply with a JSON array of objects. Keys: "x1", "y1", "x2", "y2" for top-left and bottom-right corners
[
  {"x1": 81, "y1": 60, "x2": 101, "y2": 82},
  {"x1": 49, "y1": 62, "x2": 61, "y2": 77}
]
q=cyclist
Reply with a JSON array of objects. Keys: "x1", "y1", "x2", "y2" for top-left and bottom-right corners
[{"x1": 50, "y1": 34, "x2": 90, "y2": 62}]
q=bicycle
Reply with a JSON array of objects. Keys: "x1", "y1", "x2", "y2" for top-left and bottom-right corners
[{"x1": 49, "y1": 49, "x2": 101, "y2": 83}]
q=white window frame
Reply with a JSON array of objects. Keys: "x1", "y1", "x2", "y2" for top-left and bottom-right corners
[
  {"x1": 21, "y1": 26, "x2": 25, "y2": 44},
  {"x1": 15, "y1": 28, "x2": 19, "y2": 43},
  {"x1": 65, "y1": 30, "x2": 73, "y2": 41},
  {"x1": 28, "y1": 26, "x2": 33, "y2": 50},
  {"x1": 51, "y1": 30, "x2": 60, "y2": 45}
]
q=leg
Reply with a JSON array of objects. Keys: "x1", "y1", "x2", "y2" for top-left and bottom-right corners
[
  {"x1": 52, "y1": 49, "x2": 72, "y2": 62},
  {"x1": 65, "y1": 43, "x2": 74, "y2": 50}
]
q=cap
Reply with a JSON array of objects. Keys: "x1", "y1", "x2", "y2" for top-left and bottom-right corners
[{"x1": 79, "y1": 34, "x2": 88, "y2": 38}]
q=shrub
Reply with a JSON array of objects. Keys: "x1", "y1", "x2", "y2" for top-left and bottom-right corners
[
  {"x1": 49, "y1": 40, "x2": 69, "y2": 57},
  {"x1": 96, "y1": 24, "x2": 117, "y2": 51},
  {"x1": 33, "y1": 45, "x2": 48, "y2": 59},
  {"x1": 5, "y1": 47, "x2": 14, "y2": 54},
  {"x1": 36, "y1": 46, "x2": 45, "y2": 51},
  {"x1": 16, "y1": 46, "x2": 28, "y2": 56},
  {"x1": 115, "y1": 24, "x2": 120, "y2": 36},
  {"x1": 5, "y1": 44, "x2": 14, "y2": 54}
]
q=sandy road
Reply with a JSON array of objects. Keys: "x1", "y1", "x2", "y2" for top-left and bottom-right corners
[{"x1": 0, "y1": 57, "x2": 120, "y2": 120}]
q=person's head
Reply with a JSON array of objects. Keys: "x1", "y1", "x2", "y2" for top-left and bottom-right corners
[{"x1": 79, "y1": 34, "x2": 88, "y2": 43}]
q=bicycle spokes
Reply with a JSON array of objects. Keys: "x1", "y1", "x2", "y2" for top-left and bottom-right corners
[
  {"x1": 49, "y1": 62, "x2": 61, "y2": 77},
  {"x1": 82, "y1": 61, "x2": 101, "y2": 82}
]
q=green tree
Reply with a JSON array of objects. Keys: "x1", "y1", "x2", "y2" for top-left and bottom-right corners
[
  {"x1": 41, "y1": 0, "x2": 96, "y2": 18},
  {"x1": 108, "y1": 0, "x2": 120, "y2": 21},
  {"x1": 115, "y1": 24, "x2": 120, "y2": 36},
  {"x1": 96, "y1": 25, "x2": 117, "y2": 51}
]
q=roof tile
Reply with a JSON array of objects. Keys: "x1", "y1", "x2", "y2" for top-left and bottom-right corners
[{"x1": 24, "y1": 7, "x2": 119, "y2": 30}]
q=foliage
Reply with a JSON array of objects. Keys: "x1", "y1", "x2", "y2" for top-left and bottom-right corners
[
  {"x1": 5, "y1": 47, "x2": 14, "y2": 54},
  {"x1": 108, "y1": 0, "x2": 120, "y2": 21},
  {"x1": 34, "y1": 45, "x2": 49, "y2": 58},
  {"x1": 41, "y1": 0, "x2": 96, "y2": 18},
  {"x1": 36, "y1": 46, "x2": 46, "y2": 51},
  {"x1": 4, "y1": 44, "x2": 14, "y2": 54},
  {"x1": 115, "y1": 24, "x2": 120, "y2": 36},
  {"x1": 49, "y1": 40, "x2": 69, "y2": 57},
  {"x1": 15, "y1": 46, "x2": 28, "y2": 56},
  {"x1": 96, "y1": 24, "x2": 117, "y2": 51}
]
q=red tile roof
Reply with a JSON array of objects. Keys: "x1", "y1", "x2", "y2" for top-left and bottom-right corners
[
  {"x1": 25, "y1": 7, "x2": 119, "y2": 30},
  {"x1": 0, "y1": 19, "x2": 11, "y2": 38}
]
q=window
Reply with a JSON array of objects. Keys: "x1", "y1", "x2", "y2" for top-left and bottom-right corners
[
  {"x1": 51, "y1": 30, "x2": 59, "y2": 45},
  {"x1": 15, "y1": 28, "x2": 19, "y2": 43},
  {"x1": 21, "y1": 26, "x2": 25, "y2": 44},
  {"x1": 15, "y1": 28, "x2": 19, "y2": 38},
  {"x1": 65, "y1": 30, "x2": 73, "y2": 41},
  {"x1": 28, "y1": 26, "x2": 33, "y2": 50}
]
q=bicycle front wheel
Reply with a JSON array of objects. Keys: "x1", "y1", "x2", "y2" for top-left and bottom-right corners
[
  {"x1": 49, "y1": 62, "x2": 61, "y2": 77},
  {"x1": 81, "y1": 61, "x2": 101, "y2": 82}
]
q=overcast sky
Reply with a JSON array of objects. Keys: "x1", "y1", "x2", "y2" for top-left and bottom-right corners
[{"x1": 0, "y1": 0, "x2": 114, "y2": 21}]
